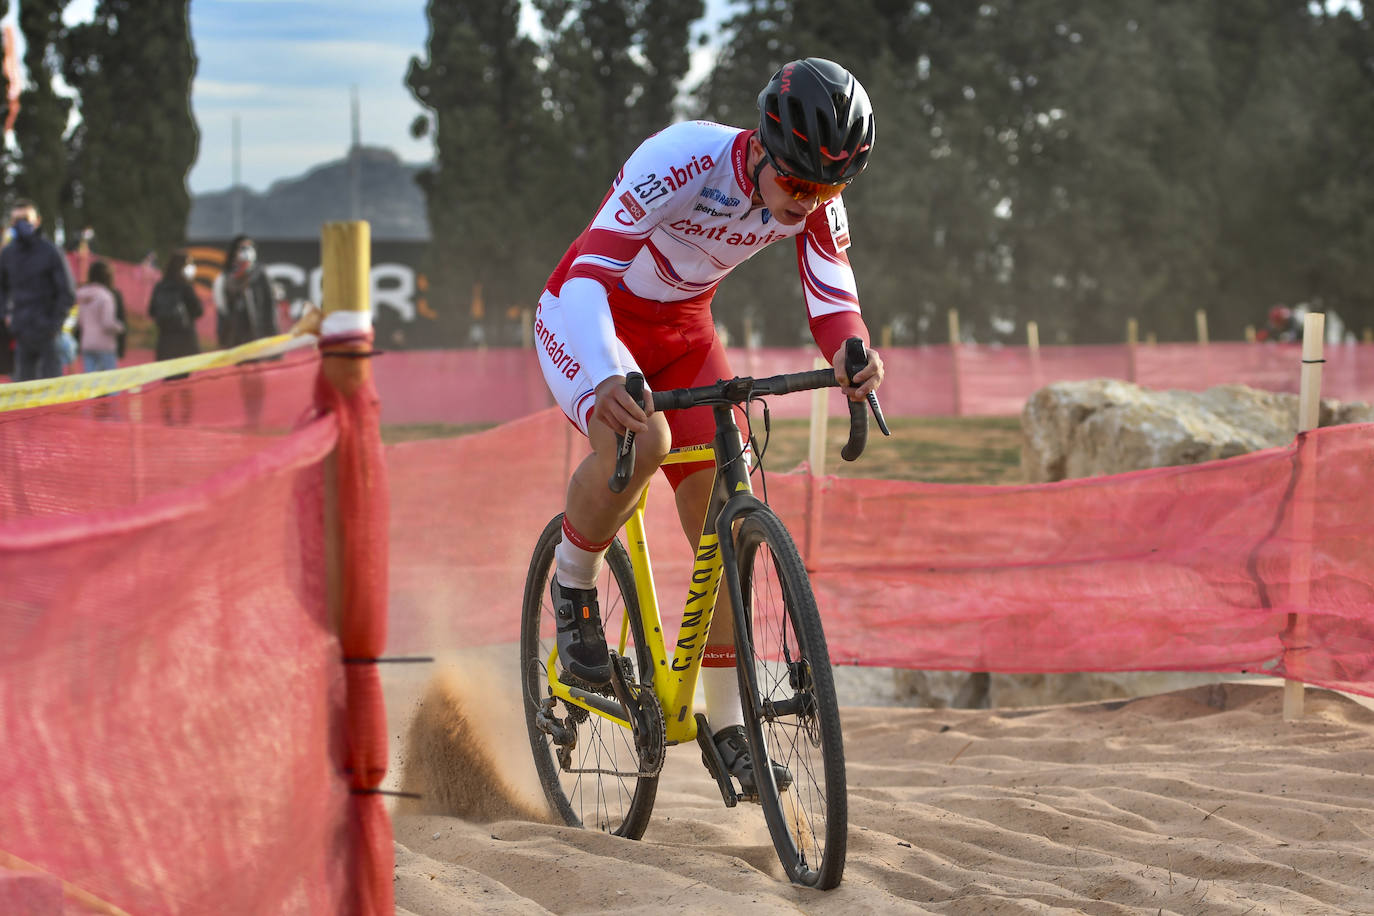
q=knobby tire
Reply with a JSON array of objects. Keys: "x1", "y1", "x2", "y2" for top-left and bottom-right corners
[
  {"x1": 520, "y1": 513, "x2": 658, "y2": 839},
  {"x1": 733, "y1": 509, "x2": 848, "y2": 889}
]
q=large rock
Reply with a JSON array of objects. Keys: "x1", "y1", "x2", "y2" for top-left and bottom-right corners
[{"x1": 1021, "y1": 379, "x2": 1374, "y2": 482}]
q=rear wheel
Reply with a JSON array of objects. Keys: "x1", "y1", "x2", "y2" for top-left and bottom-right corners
[
  {"x1": 520, "y1": 514, "x2": 658, "y2": 838},
  {"x1": 733, "y1": 509, "x2": 847, "y2": 889}
]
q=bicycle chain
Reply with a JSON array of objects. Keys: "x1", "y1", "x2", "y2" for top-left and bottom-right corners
[{"x1": 559, "y1": 658, "x2": 667, "y2": 780}]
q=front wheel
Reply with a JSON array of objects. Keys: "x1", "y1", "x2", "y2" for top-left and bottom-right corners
[
  {"x1": 519, "y1": 513, "x2": 658, "y2": 838},
  {"x1": 733, "y1": 509, "x2": 848, "y2": 889}
]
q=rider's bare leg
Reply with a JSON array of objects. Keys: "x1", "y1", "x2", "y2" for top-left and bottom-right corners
[{"x1": 563, "y1": 411, "x2": 671, "y2": 547}]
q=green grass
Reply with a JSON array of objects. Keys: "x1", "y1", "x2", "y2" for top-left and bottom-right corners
[
  {"x1": 382, "y1": 415, "x2": 1026, "y2": 485},
  {"x1": 749, "y1": 416, "x2": 1024, "y2": 485},
  {"x1": 381, "y1": 422, "x2": 496, "y2": 444}
]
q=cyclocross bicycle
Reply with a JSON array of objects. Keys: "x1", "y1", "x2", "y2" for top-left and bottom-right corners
[{"x1": 520, "y1": 338, "x2": 889, "y2": 889}]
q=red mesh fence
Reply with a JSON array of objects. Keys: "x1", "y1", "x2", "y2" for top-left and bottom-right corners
[
  {"x1": 387, "y1": 408, "x2": 1374, "y2": 700},
  {"x1": 6, "y1": 284, "x2": 1373, "y2": 910},
  {"x1": 354, "y1": 342, "x2": 1374, "y2": 427},
  {"x1": 0, "y1": 349, "x2": 391, "y2": 915}
]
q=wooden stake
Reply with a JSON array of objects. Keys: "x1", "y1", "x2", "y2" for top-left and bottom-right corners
[
  {"x1": 321, "y1": 222, "x2": 371, "y2": 319},
  {"x1": 1126, "y1": 318, "x2": 1138, "y2": 384},
  {"x1": 808, "y1": 355, "x2": 830, "y2": 477},
  {"x1": 948, "y1": 309, "x2": 963, "y2": 417},
  {"x1": 1027, "y1": 321, "x2": 1042, "y2": 392},
  {"x1": 804, "y1": 356, "x2": 830, "y2": 570},
  {"x1": 1196, "y1": 309, "x2": 1209, "y2": 346},
  {"x1": 1284, "y1": 311, "x2": 1325, "y2": 720},
  {"x1": 320, "y1": 221, "x2": 372, "y2": 635},
  {"x1": 1245, "y1": 325, "x2": 1256, "y2": 343},
  {"x1": 881, "y1": 324, "x2": 893, "y2": 349}
]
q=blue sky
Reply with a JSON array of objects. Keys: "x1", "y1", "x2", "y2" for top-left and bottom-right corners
[{"x1": 2, "y1": 1, "x2": 729, "y2": 195}]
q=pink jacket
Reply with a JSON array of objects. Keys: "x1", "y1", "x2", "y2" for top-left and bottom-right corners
[{"x1": 76, "y1": 283, "x2": 123, "y2": 353}]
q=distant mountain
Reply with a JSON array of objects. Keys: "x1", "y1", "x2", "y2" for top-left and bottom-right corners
[{"x1": 187, "y1": 145, "x2": 431, "y2": 241}]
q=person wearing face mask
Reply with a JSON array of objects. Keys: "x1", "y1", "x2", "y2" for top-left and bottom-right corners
[
  {"x1": 0, "y1": 199, "x2": 77, "y2": 381},
  {"x1": 148, "y1": 250, "x2": 205, "y2": 361},
  {"x1": 213, "y1": 234, "x2": 277, "y2": 348}
]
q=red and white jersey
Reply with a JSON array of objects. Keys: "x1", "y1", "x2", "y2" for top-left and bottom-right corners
[{"x1": 543, "y1": 120, "x2": 866, "y2": 361}]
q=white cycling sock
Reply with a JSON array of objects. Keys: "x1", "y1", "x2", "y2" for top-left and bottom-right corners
[
  {"x1": 702, "y1": 645, "x2": 744, "y2": 733},
  {"x1": 555, "y1": 517, "x2": 610, "y2": 590}
]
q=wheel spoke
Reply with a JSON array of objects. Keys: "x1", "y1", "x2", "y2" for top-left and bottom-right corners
[{"x1": 520, "y1": 516, "x2": 658, "y2": 840}]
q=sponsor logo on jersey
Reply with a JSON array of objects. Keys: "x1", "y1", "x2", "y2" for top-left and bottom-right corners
[
  {"x1": 533, "y1": 314, "x2": 582, "y2": 381},
  {"x1": 618, "y1": 191, "x2": 647, "y2": 222},
  {"x1": 668, "y1": 217, "x2": 787, "y2": 247},
  {"x1": 761, "y1": 208, "x2": 772, "y2": 225},
  {"x1": 693, "y1": 202, "x2": 735, "y2": 218},
  {"x1": 699, "y1": 187, "x2": 740, "y2": 208}
]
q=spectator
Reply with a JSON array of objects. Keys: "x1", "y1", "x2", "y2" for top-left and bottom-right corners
[
  {"x1": 0, "y1": 199, "x2": 77, "y2": 381},
  {"x1": 76, "y1": 260, "x2": 123, "y2": 373},
  {"x1": 149, "y1": 251, "x2": 204, "y2": 360},
  {"x1": 214, "y1": 234, "x2": 276, "y2": 347},
  {"x1": 1258, "y1": 305, "x2": 1303, "y2": 343}
]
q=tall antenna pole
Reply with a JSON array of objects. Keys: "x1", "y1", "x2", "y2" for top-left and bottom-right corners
[
  {"x1": 349, "y1": 85, "x2": 361, "y2": 220},
  {"x1": 231, "y1": 114, "x2": 243, "y2": 234}
]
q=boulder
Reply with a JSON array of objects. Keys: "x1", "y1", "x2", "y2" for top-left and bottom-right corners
[{"x1": 1021, "y1": 379, "x2": 1374, "y2": 482}]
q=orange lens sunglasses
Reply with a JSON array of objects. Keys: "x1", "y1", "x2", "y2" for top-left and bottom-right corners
[{"x1": 762, "y1": 145, "x2": 848, "y2": 203}]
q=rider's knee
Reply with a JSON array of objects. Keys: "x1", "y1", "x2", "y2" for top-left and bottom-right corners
[{"x1": 637, "y1": 417, "x2": 672, "y2": 471}]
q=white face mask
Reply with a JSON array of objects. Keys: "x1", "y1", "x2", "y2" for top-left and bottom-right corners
[{"x1": 183, "y1": 262, "x2": 196, "y2": 281}]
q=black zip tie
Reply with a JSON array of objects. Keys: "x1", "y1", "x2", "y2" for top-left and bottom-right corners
[
  {"x1": 322, "y1": 349, "x2": 385, "y2": 358},
  {"x1": 351, "y1": 788, "x2": 422, "y2": 799},
  {"x1": 342, "y1": 656, "x2": 435, "y2": 664},
  {"x1": 1301, "y1": 358, "x2": 1325, "y2": 364}
]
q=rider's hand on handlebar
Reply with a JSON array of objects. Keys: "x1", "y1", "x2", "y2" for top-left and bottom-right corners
[
  {"x1": 832, "y1": 345, "x2": 885, "y2": 401},
  {"x1": 591, "y1": 374, "x2": 654, "y2": 436}
]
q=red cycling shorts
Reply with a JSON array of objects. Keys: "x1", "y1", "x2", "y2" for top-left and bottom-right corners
[{"x1": 535, "y1": 287, "x2": 745, "y2": 489}]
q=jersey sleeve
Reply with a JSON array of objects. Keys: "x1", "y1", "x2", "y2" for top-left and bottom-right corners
[
  {"x1": 563, "y1": 127, "x2": 699, "y2": 290},
  {"x1": 797, "y1": 196, "x2": 869, "y2": 360}
]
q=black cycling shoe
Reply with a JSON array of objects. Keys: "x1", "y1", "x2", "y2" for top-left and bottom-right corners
[
  {"x1": 712, "y1": 724, "x2": 794, "y2": 794},
  {"x1": 550, "y1": 576, "x2": 612, "y2": 687}
]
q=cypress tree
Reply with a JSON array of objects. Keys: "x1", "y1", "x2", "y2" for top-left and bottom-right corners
[
  {"x1": 406, "y1": 0, "x2": 553, "y2": 345},
  {"x1": 13, "y1": 0, "x2": 73, "y2": 233},
  {"x1": 533, "y1": 0, "x2": 705, "y2": 231},
  {"x1": 62, "y1": 0, "x2": 198, "y2": 263}
]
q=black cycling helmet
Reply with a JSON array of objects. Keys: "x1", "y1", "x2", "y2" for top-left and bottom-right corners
[{"x1": 757, "y1": 58, "x2": 875, "y2": 185}]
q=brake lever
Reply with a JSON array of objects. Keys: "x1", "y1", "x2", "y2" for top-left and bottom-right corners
[
  {"x1": 609, "y1": 373, "x2": 645, "y2": 493},
  {"x1": 845, "y1": 337, "x2": 890, "y2": 437}
]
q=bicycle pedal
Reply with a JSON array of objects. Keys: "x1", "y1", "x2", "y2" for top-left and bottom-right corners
[{"x1": 694, "y1": 714, "x2": 741, "y2": 808}]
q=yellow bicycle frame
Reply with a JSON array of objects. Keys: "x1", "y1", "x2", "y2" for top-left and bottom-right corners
[{"x1": 546, "y1": 442, "x2": 740, "y2": 744}]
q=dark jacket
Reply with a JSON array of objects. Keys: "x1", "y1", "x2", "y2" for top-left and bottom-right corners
[
  {"x1": 217, "y1": 266, "x2": 277, "y2": 348},
  {"x1": 0, "y1": 225, "x2": 76, "y2": 350},
  {"x1": 149, "y1": 276, "x2": 204, "y2": 360}
]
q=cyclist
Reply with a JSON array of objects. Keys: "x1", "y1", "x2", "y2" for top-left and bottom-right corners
[{"x1": 534, "y1": 58, "x2": 885, "y2": 792}]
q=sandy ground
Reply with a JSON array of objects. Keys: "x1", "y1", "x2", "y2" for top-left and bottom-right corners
[{"x1": 380, "y1": 651, "x2": 1374, "y2": 915}]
